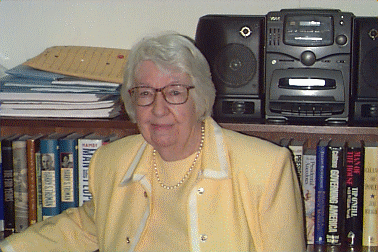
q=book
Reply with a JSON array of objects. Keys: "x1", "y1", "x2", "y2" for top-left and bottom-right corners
[
  {"x1": 1, "y1": 134, "x2": 22, "y2": 237},
  {"x1": 12, "y1": 135, "x2": 34, "y2": 233},
  {"x1": 325, "y1": 140, "x2": 347, "y2": 246},
  {"x1": 52, "y1": 76, "x2": 120, "y2": 88},
  {"x1": 302, "y1": 149, "x2": 317, "y2": 245},
  {"x1": 6, "y1": 65, "x2": 118, "y2": 90},
  {"x1": 0, "y1": 75, "x2": 117, "y2": 102},
  {"x1": 314, "y1": 139, "x2": 330, "y2": 245},
  {"x1": 362, "y1": 142, "x2": 378, "y2": 247},
  {"x1": 0, "y1": 137, "x2": 6, "y2": 234},
  {"x1": 0, "y1": 75, "x2": 119, "y2": 93},
  {"x1": 40, "y1": 133, "x2": 67, "y2": 220},
  {"x1": 344, "y1": 141, "x2": 364, "y2": 247},
  {"x1": 0, "y1": 106, "x2": 121, "y2": 119},
  {"x1": 0, "y1": 91, "x2": 115, "y2": 102},
  {"x1": 35, "y1": 148, "x2": 43, "y2": 223},
  {"x1": 77, "y1": 134, "x2": 111, "y2": 206},
  {"x1": 0, "y1": 99, "x2": 119, "y2": 110},
  {"x1": 5, "y1": 64, "x2": 66, "y2": 81},
  {"x1": 26, "y1": 134, "x2": 44, "y2": 226},
  {"x1": 288, "y1": 139, "x2": 307, "y2": 184},
  {"x1": 59, "y1": 133, "x2": 84, "y2": 211}
]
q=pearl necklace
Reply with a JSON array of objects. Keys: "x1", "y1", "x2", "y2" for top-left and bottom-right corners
[{"x1": 153, "y1": 122, "x2": 205, "y2": 190}]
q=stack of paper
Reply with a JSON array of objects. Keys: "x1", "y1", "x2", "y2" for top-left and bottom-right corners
[{"x1": 0, "y1": 65, "x2": 122, "y2": 118}]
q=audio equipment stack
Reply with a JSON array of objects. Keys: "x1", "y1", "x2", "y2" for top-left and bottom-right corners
[
  {"x1": 195, "y1": 10, "x2": 377, "y2": 126},
  {"x1": 195, "y1": 15, "x2": 265, "y2": 122}
]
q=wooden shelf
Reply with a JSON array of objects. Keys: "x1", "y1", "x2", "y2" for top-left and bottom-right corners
[
  {"x1": 1, "y1": 117, "x2": 377, "y2": 148},
  {"x1": 220, "y1": 122, "x2": 378, "y2": 148},
  {"x1": 0, "y1": 116, "x2": 138, "y2": 137}
]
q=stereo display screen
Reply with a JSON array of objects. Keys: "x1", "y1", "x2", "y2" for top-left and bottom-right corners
[{"x1": 284, "y1": 15, "x2": 334, "y2": 46}]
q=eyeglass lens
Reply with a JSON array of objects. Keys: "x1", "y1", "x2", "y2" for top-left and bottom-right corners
[{"x1": 129, "y1": 85, "x2": 194, "y2": 106}]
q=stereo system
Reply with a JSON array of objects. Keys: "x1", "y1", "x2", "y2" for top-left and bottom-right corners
[
  {"x1": 195, "y1": 9, "x2": 378, "y2": 125},
  {"x1": 195, "y1": 15, "x2": 265, "y2": 122},
  {"x1": 351, "y1": 17, "x2": 378, "y2": 123}
]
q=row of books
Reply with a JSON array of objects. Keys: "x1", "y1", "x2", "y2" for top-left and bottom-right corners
[
  {"x1": 279, "y1": 138, "x2": 378, "y2": 247},
  {"x1": 0, "y1": 64, "x2": 122, "y2": 118},
  {"x1": 0, "y1": 132, "x2": 119, "y2": 237}
]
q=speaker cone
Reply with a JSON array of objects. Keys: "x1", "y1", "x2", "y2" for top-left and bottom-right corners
[{"x1": 214, "y1": 43, "x2": 257, "y2": 88}]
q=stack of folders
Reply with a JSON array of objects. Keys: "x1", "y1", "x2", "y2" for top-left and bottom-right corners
[{"x1": 0, "y1": 65, "x2": 123, "y2": 118}]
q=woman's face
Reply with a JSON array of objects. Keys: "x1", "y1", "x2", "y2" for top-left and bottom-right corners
[{"x1": 134, "y1": 60, "x2": 201, "y2": 159}]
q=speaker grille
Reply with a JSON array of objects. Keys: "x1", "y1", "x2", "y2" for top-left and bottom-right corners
[
  {"x1": 214, "y1": 43, "x2": 257, "y2": 88},
  {"x1": 361, "y1": 47, "x2": 378, "y2": 90}
]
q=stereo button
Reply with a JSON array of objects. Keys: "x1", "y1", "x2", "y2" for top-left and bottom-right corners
[{"x1": 336, "y1": 34, "x2": 348, "y2": 45}]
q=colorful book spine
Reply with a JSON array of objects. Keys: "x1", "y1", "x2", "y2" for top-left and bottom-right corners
[
  {"x1": 302, "y1": 149, "x2": 316, "y2": 245},
  {"x1": 59, "y1": 133, "x2": 83, "y2": 211},
  {"x1": 362, "y1": 142, "x2": 378, "y2": 246},
  {"x1": 314, "y1": 139, "x2": 329, "y2": 245},
  {"x1": 288, "y1": 139, "x2": 307, "y2": 184},
  {"x1": 40, "y1": 133, "x2": 66, "y2": 220},
  {"x1": 78, "y1": 135, "x2": 107, "y2": 206},
  {"x1": 1, "y1": 135, "x2": 20, "y2": 237},
  {"x1": 325, "y1": 141, "x2": 346, "y2": 246},
  {"x1": 344, "y1": 141, "x2": 364, "y2": 247},
  {"x1": 12, "y1": 136, "x2": 30, "y2": 233},
  {"x1": 26, "y1": 134, "x2": 43, "y2": 225},
  {"x1": 35, "y1": 151, "x2": 43, "y2": 223}
]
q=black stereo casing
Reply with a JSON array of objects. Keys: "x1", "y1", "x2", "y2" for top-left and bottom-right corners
[
  {"x1": 265, "y1": 9, "x2": 354, "y2": 124},
  {"x1": 351, "y1": 17, "x2": 378, "y2": 123},
  {"x1": 195, "y1": 14, "x2": 265, "y2": 122}
]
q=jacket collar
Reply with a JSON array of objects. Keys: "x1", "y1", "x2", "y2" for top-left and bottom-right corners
[{"x1": 119, "y1": 117, "x2": 230, "y2": 187}]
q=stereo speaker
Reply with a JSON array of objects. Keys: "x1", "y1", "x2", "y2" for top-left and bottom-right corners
[
  {"x1": 195, "y1": 15, "x2": 265, "y2": 122},
  {"x1": 352, "y1": 17, "x2": 378, "y2": 123}
]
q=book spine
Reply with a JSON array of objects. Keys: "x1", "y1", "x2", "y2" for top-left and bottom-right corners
[
  {"x1": 289, "y1": 145, "x2": 304, "y2": 184},
  {"x1": 325, "y1": 144, "x2": 346, "y2": 245},
  {"x1": 12, "y1": 140, "x2": 29, "y2": 233},
  {"x1": 26, "y1": 139, "x2": 39, "y2": 226},
  {"x1": 78, "y1": 139, "x2": 102, "y2": 206},
  {"x1": 59, "y1": 139, "x2": 79, "y2": 211},
  {"x1": 314, "y1": 143, "x2": 328, "y2": 245},
  {"x1": 0, "y1": 141, "x2": 5, "y2": 234},
  {"x1": 345, "y1": 144, "x2": 364, "y2": 247},
  {"x1": 302, "y1": 151, "x2": 316, "y2": 245},
  {"x1": 35, "y1": 152, "x2": 43, "y2": 223},
  {"x1": 362, "y1": 145, "x2": 378, "y2": 246},
  {"x1": 40, "y1": 139, "x2": 61, "y2": 219},
  {"x1": 2, "y1": 140, "x2": 15, "y2": 237}
]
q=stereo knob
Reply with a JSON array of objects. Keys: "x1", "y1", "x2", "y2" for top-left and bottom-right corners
[
  {"x1": 301, "y1": 51, "x2": 316, "y2": 66},
  {"x1": 336, "y1": 34, "x2": 348, "y2": 45}
]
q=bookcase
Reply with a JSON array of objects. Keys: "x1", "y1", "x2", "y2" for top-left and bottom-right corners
[{"x1": 1, "y1": 116, "x2": 378, "y2": 252}]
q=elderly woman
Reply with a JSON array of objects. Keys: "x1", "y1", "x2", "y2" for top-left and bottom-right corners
[{"x1": 0, "y1": 33, "x2": 305, "y2": 251}]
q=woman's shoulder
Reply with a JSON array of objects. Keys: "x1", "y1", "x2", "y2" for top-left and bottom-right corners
[
  {"x1": 221, "y1": 127, "x2": 284, "y2": 154},
  {"x1": 220, "y1": 128, "x2": 293, "y2": 184},
  {"x1": 94, "y1": 134, "x2": 145, "y2": 157}
]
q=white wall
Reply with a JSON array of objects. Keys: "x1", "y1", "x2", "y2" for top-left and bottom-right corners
[{"x1": 0, "y1": 0, "x2": 377, "y2": 69}]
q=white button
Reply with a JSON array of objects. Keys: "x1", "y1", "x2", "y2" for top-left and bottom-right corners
[
  {"x1": 197, "y1": 187, "x2": 205, "y2": 194},
  {"x1": 200, "y1": 234, "x2": 208, "y2": 242}
]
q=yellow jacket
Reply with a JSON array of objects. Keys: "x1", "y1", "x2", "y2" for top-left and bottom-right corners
[{"x1": 0, "y1": 117, "x2": 306, "y2": 251}]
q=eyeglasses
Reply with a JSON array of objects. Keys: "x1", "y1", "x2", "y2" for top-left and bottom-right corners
[{"x1": 128, "y1": 84, "x2": 195, "y2": 106}]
